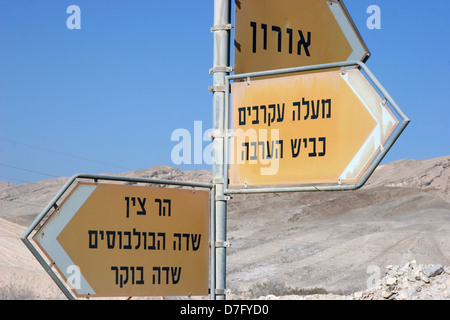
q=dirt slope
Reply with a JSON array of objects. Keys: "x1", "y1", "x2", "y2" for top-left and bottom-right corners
[
  {"x1": 0, "y1": 217, "x2": 64, "y2": 299},
  {"x1": 226, "y1": 155, "x2": 450, "y2": 295}
]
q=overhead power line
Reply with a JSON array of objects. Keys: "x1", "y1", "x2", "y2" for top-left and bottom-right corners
[
  {"x1": 0, "y1": 137, "x2": 131, "y2": 171},
  {"x1": 0, "y1": 163, "x2": 59, "y2": 178}
]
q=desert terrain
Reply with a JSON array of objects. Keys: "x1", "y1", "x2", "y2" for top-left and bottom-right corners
[{"x1": 0, "y1": 156, "x2": 449, "y2": 299}]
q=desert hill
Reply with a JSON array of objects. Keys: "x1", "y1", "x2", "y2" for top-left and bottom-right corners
[
  {"x1": 0, "y1": 156, "x2": 449, "y2": 299},
  {"x1": 226, "y1": 155, "x2": 450, "y2": 295}
]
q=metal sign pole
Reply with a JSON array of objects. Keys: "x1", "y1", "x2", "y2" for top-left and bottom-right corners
[{"x1": 211, "y1": 0, "x2": 231, "y2": 300}]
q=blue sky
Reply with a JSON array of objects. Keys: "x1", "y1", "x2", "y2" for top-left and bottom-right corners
[{"x1": 0, "y1": 0, "x2": 449, "y2": 184}]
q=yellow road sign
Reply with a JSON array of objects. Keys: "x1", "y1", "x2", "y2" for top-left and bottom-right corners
[
  {"x1": 33, "y1": 182, "x2": 210, "y2": 297},
  {"x1": 229, "y1": 68, "x2": 399, "y2": 187},
  {"x1": 234, "y1": 0, "x2": 369, "y2": 74}
]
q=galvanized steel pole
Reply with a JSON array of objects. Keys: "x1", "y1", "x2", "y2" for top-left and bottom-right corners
[{"x1": 211, "y1": 0, "x2": 231, "y2": 300}]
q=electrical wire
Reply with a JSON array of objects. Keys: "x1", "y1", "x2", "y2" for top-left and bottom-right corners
[
  {"x1": 0, "y1": 163, "x2": 59, "y2": 178},
  {"x1": 0, "y1": 137, "x2": 130, "y2": 171},
  {"x1": 0, "y1": 137, "x2": 133, "y2": 183}
]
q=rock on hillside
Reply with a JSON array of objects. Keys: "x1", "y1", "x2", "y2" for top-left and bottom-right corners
[
  {"x1": 253, "y1": 261, "x2": 450, "y2": 300},
  {"x1": 367, "y1": 155, "x2": 450, "y2": 200},
  {"x1": 353, "y1": 261, "x2": 450, "y2": 300}
]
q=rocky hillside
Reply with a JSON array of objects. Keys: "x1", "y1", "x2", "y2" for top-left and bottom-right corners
[
  {"x1": 226, "y1": 155, "x2": 450, "y2": 296},
  {"x1": 254, "y1": 261, "x2": 450, "y2": 300},
  {"x1": 0, "y1": 156, "x2": 449, "y2": 299}
]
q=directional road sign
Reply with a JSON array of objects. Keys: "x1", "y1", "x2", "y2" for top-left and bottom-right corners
[
  {"x1": 234, "y1": 0, "x2": 370, "y2": 74},
  {"x1": 32, "y1": 182, "x2": 210, "y2": 297},
  {"x1": 228, "y1": 67, "x2": 399, "y2": 188}
]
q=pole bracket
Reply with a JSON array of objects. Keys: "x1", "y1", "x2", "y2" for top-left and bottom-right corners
[
  {"x1": 215, "y1": 195, "x2": 231, "y2": 201},
  {"x1": 211, "y1": 24, "x2": 233, "y2": 32},
  {"x1": 215, "y1": 240, "x2": 231, "y2": 248},
  {"x1": 212, "y1": 177, "x2": 224, "y2": 184},
  {"x1": 215, "y1": 288, "x2": 231, "y2": 295},
  {"x1": 208, "y1": 129, "x2": 233, "y2": 139},
  {"x1": 209, "y1": 66, "x2": 233, "y2": 74},
  {"x1": 208, "y1": 85, "x2": 226, "y2": 92}
]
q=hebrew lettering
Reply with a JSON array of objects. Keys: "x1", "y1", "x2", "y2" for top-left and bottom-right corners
[
  {"x1": 290, "y1": 137, "x2": 326, "y2": 158},
  {"x1": 111, "y1": 266, "x2": 144, "y2": 288},
  {"x1": 241, "y1": 139, "x2": 283, "y2": 162},
  {"x1": 249, "y1": 21, "x2": 311, "y2": 56},
  {"x1": 291, "y1": 98, "x2": 332, "y2": 121},
  {"x1": 152, "y1": 266, "x2": 182, "y2": 285},
  {"x1": 124, "y1": 196, "x2": 147, "y2": 218},
  {"x1": 237, "y1": 104, "x2": 285, "y2": 127},
  {"x1": 155, "y1": 198, "x2": 171, "y2": 216},
  {"x1": 173, "y1": 233, "x2": 202, "y2": 251}
]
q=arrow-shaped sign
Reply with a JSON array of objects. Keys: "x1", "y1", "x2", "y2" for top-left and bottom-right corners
[
  {"x1": 234, "y1": 0, "x2": 370, "y2": 74},
  {"x1": 32, "y1": 182, "x2": 210, "y2": 298},
  {"x1": 228, "y1": 67, "x2": 401, "y2": 188}
]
